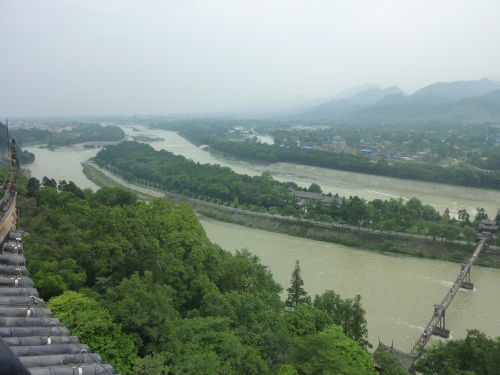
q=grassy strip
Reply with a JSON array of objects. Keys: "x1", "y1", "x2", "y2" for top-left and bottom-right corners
[{"x1": 81, "y1": 162, "x2": 155, "y2": 201}]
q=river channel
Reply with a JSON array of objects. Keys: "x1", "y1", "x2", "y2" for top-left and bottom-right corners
[
  {"x1": 22, "y1": 124, "x2": 500, "y2": 351},
  {"x1": 121, "y1": 124, "x2": 499, "y2": 218},
  {"x1": 202, "y1": 217, "x2": 500, "y2": 351}
]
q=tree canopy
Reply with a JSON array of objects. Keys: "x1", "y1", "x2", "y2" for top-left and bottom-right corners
[
  {"x1": 17, "y1": 176, "x2": 379, "y2": 374},
  {"x1": 414, "y1": 329, "x2": 500, "y2": 375},
  {"x1": 93, "y1": 141, "x2": 483, "y2": 245},
  {"x1": 285, "y1": 260, "x2": 311, "y2": 309}
]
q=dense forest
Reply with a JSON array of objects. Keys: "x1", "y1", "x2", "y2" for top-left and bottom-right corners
[
  {"x1": 14, "y1": 173, "x2": 500, "y2": 374},
  {"x1": 18, "y1": 175, "x2": 377, "y2": 374},
  {"x1": 11, "y1": 123, "x2": 125, "y2": 149},
  {"x1": 173, "y1": 126, "x2": 500, "y2": 190},
  {"x1": 94, "y1": 142, "x2": 490, "y2": 244}
]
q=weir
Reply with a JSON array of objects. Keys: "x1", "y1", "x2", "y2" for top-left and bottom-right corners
[{"x1": 375, "y1": 219, "x2": 498, "y2": 372}]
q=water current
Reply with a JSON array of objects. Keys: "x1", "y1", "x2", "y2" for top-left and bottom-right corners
[{"x1": 22, "y1": 123, "x2": 500, "y2": 350}]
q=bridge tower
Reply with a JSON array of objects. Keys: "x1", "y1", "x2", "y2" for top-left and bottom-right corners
[
  {"x1": 432, "y1": 304, "x2": 450, "y2": 338},
  {"x1": 460, "y1": 264, "x2": 473, "y2": 290}
]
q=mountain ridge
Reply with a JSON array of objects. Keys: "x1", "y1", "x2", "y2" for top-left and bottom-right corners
[{"x1": 301, "y1": 78, "x2": 500, "y2": 124}]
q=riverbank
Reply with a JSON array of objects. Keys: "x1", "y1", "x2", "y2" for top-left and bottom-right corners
[
  {"x1": 116, "y1": 125, "x2": 500, "y2": 218},
  {"x1": 83, "y1": 162, "x2": 500, "y2": 268},
  {"x1": 174, "y1": 128, "x2": 500, "y2": 190},
  {"x1": 81, "y1": 162, "x2": 154, "y2": 200}
]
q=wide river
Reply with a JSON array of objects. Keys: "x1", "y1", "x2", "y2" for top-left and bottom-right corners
[
  {"x1": 124, "y1": 124, "x2": 499, "y2": 218},
  {"x1": 23, "y1": 124, "x2": 500, "y2": 351}
]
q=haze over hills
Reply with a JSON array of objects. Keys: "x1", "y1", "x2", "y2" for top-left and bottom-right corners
[
  {"x1": 412, "y1": 78, "x2": 500, "y2": 103},
  {"x1": 297, "y1": 78, "x2": 500, "y2": 125}
]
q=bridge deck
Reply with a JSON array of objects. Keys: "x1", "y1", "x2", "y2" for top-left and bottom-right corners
[{"x1": 411, "y1": 239, "x2": 486, "y2": 352}]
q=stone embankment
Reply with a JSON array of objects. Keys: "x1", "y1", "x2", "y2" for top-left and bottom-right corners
[{"x1": 87, "y1": 163, "x2": 500, "y2": 266}]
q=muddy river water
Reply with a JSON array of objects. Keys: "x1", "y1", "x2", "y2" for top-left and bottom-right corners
[{"x1": 23, "y1": 124, "x2": 500, "y2": 350}]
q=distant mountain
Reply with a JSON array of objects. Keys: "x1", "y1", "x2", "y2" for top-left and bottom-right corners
[
  {"x1": 302, "y1": 78, "x2": 500, "y2": 125},
  {"x1": 308, "y1": 86, "x2": 407, "y2": 118},
  {"x1": 437, "y1": 89, "x2": 500, "y2": 120},
  {"x1": 229, "y1": 95, "x2": 328, "y2": 115},
  {"x1": 413, "y1": 78, "x2": 500, "y2": 103},
  {"x1": 326, "y1": 83, "x2": 381, "y2": 101},
  {"x1": 348, "y1": 86, "x2": 407, "y2": 106},
  {"x1": 231, "y1": 84, "x2": 384, "y2": 115},
  {"x1": 373, "y1": 93, "x2": 410, "y2": 106}
]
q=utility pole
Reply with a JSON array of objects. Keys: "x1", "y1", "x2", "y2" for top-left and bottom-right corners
[{"x1": 5, "y1": 118, "x2": 10, "y2": 160}]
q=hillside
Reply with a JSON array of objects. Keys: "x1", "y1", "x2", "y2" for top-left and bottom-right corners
[
  {"x1": 354, "y1": 89, "x2": 500, "y2": 124},
  {"x1": 309, "y1": 86, "x2": 407, "y2": 118},
  {"x1": 302, "y1": 78, "x2": 500, "y2": 125},
  {"x1": 413, "y1": 78, "x2": 500, "y2": 102}
]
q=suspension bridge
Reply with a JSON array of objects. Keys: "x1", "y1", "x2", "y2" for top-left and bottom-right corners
[{"x1": 375, "y1": 218, "x2": 498, "y2": 372}]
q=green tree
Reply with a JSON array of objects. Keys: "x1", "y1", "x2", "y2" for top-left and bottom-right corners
[
  {"x1": 314, "y1": 291, "x2": 371, "y2": 349},
  {"x1": 217, "y1": 249, "x2": 282, "y2": 298},
  {"x1": 222, "y1": 291, "x2": 290, "y2": 366},
  {"x1": 462, "y1": 226, "x2": 477, "y2": 244},
  {"x1": 344, "y1": 197, "x2": 369, "y2": 227},
  {"x1": 48, "y1": 291, "x2": 138, "y2": 375},
  {"x1": 286, "y1": 260, "x2": 311, "y2": 309},
  {"x1": 30, "y1": 259, "x2": 86, "y2": 300},
  {"x1": 441, "y1": 208, "x2": 451, "y2": 223},
  {"x1": 406, "y1": 198, "x2": 423, "y2": 217},
  {"x1": 42, "y1": 176, "x2": 57, "y2": 188},
  {"x1": 373, "y1": 350, "x2": 408, "y2": 375},
  {"x1": 289, "y1": 325, "x2": 376, "y2": 375},
  {"x1": 414, "y1": 329, "x2": 500, "y2": 375},
  {"x1": 313, "y1": 290, "x2": 343, "y2": 319},
  {"x1": 458, "y1": 209, "x2": 470, "y2": 224},
  {"x1": 134, "y1": 352, "x2": 172, "y2": 375},
  {"x1": 474, "y1": 207, "x2": 488, "y2": 222},
  {"x1": 442, "y1": 224, "x2": 460, "y2": 243},
  {"x1": 344, "y1": 295, "x2": 370, "y2": 349},
  {"x1": 15, "y1": 171, "x2": 389, "y2": 375},
  {"x1": 26, "y1": 177, "x2": 40, "y2": 198},
  {"x1": 308, "y1": 183, "x2": 323, "y2": 193},
  {"x1": 161, "y1": 316, "x2": 250, "y2": 374},
  {"x1": 285, "y1": 304, "x2": 330, "y2": 337},
  {"x1": 105, "y1": 271, "x2": 178, "y2": 355},
  {"x1": 276, "y1": 365, "x2": 299, "y2": 375},
  {"x1": 429, "y1": 223, "x2": 441, "y2": 240}
]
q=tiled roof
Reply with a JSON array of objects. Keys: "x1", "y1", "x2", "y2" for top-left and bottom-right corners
[
  {"x1": 290, "y1": 189, "x2": 337, "y2": 202},
  {"x1": 0, "y1": 232, "x2": 118, "y2": 375}
]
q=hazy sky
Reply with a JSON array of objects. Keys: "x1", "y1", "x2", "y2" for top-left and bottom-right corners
[{"x1": 1, "y1": 0, "x2": 500, "y2": 116}]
